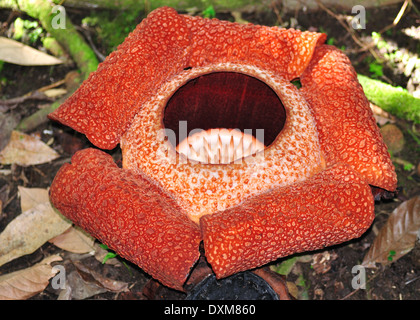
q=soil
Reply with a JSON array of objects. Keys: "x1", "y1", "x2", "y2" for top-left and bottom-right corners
[{"x1": 0, "y1": 3, "x2": 419, "y2": 301}]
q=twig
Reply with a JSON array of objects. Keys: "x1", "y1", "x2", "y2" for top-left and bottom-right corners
[
  {"x1": 0, "y1": 91, "x2": 53, "y2": 112},
  {"x1": 378, "y1": 0, "x2": 412, "y2": 34},
  {"x1": 315, "y1": 0, "x2": 364, "y2": 47},
  {"x1": 393, "y1": 0, "x2": 410, "y2": 26},
  {"x1": 315, "y1": 0, "x2": 381, "y2": 60},
  {"x1": 270, "y1": 1, "x2": 284, "y2": 26},
  {"x1": 16, "y1": 90, "x2": 74, "y2": 132},
  {"x1": 75, "y1": 25, "x2": 106, "y2": 62},
  {"x1": 0, "y1": 79, "x2": 66, "y2": 112},
  {"x1": 38, "y1": 78, "x2": 66, "y2": 92}
]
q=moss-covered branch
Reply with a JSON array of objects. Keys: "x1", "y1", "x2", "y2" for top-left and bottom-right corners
[
  {"x1": 0, "y1": 0, "x2": 98, "y2": 78},
  {"x1": 358, "y1": 75, "x2": 420, "y2": 124},
  {"x1": 1, "y1": 0, "x2": 99, "y2": 131}
]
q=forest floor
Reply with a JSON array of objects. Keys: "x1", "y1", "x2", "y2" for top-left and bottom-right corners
[{"x1": 0, "y1": 2, "x2": 419, "y2": 300}]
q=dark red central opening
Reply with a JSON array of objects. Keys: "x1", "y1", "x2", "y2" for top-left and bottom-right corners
[{"x1": 163, "y1": 72, "x2": 286, "y2": 147}]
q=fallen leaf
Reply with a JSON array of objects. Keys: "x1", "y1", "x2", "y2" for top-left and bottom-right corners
[
  {"x1": 49, "y1": 226, "x2": 95, "y2": 254},
  {"x1": 270, "y1": 256, "x2": 298, "y2": 276},
  {"x1": 0, "y1": 130, "x2": 60, "y2": 166},
  {"x1": 65, "y1": 270, "x2": 107, "y2": 300},
  {"x1": 0, "y1": 255, "x2": 62, "y2": 300},
  {"x1": 0, "y1": 187, "x2": 72, "y2": 267},
  {"x1": 0, "y1": 37, "x2": 63, "y2": 66},
  {"x1": 370, "y1": 102, "x2": 396, "y2": 125},
  {"x1": 18, "y1": 186, "x2": 49, "y2": 211},
  {"x1": 64, "y1": 261, "x2": 128, "y2": 299},
  {"x1": 73, "y1": 260, "x2": 128, "y2": 292},
  {"x1": 363, "y1": 196, "x2": 420, "y2": 268}
]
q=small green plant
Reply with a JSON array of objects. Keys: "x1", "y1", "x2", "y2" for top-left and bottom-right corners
[
  {"x1": 13, "y1": 17, "x2": 44, "y2": 43},
  {"x1": 98, "y1": 243, "x2": 118, "y2": 263},
  {"x1": 403, "y1": 162, "x2": 414, "y2": 171},
  {"x1": 318, "y1": 26, "x2": 328, "y2": 35},
  {"x1": 387, "y1": 249, "x2": 396, "y2": 261},
  {"x1": 291, "y1": 79, "x2": 302, "y2": 89},
  {"x1": 369, "y1": 61, "x2": 384, "y2": 78},
  {"x1": 296, "y1": 274, "x2": 310, "y2": 300},
  {"x1": 326, "y1": 37, "x2": 335, "y2": 45},
  {"x1": 202, "y1": 5, "x2": 216, "y2": 19},
  {"x1": 98, "y1": 243, "x2": 132, "y2": 275}
]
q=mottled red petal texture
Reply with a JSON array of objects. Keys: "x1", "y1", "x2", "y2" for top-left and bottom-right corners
[
  {"x1": 49, "y1": 148, "x2": 201, "y2": 290},
  {"x1": 201, "y1": 164, "x2": 375, "y2": 278},
  {"x1": 300, "y1": 45, "x2": 397, "y2": 191},
  {"x1": 48, "y1": 7, "x2": 325, "y2": 150},
  {"x1": 48, "y1": 8, "x2": 192, "y2": 149},
  {"x1": 183, "y1": 14, "x2": 326, "y2": 80},
  {"x1": 47, "y1": 7, "x2": 398, "y2": 289}
]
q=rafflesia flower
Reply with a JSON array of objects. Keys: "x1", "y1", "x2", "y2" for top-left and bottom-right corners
[{"x1": 48, "y1": 7, "x2": 397, "y2": 291}]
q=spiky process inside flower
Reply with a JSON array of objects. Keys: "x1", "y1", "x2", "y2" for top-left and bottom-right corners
[{"x1": 176, "y1": 128, "x2": 265, "y2": 165}]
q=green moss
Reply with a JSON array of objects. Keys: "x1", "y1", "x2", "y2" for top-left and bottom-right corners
[
  {"x1": 358, "y1": 74, "x2": 420, "y2": 124},
  {"x1": 3, "y1": 0, "x2": 99, "y2": 78},
  {"x1": 82, "y1": 9, "x2": 141, "y2": 54},
  {"x1": 42, "y1": 37, "x2": 66, "y2": 58}
]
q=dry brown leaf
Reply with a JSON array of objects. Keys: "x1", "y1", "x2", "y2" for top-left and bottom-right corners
[
  {"x1": 0, "y1": 187, "x2": 72, "y2": 267},
  {"x1": 73, "y1": 260, "x2": 129, "y2": 292},
  {"x1": 0, "y1": 37, "x2": 63, "y2": 66},
  {"x1": 65, "y1": 270, "x2": 108, "y2": 300},
  {"x1": 0, "y1": 255, "x2": 62, "y2": 300},
  {"x1": 49, "y1": 226, "x2": 95, "y2": 254},
  {"x1": 18, "y1": 186, "x2": 49, "y2": 211},
  {"x1": 370, "y1": 102, "x2": 396, "y2": 125},
  {"x1": 363, "y1": 196, "x2": 420, "y2": 268},
  {"x1": 0, "y1": 131, "x2": 59, "y2": 166},
  {"x1": 63, "y1": 261, "x2": 128, "y2": 299}
]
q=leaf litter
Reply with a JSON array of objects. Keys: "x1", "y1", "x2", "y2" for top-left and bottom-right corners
[
  {"x1": 0, "y1": 255, "x2": 62, "y2": 300},
  {"x1": 0, "y1": 187, "x2": 71, "y2": 267},
  {"x1": 0, "y1": 130, "x2": 59, "y2": 166},
  {"x1": 363, "y1": 196, "x2": 420, "y2": 268}
]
